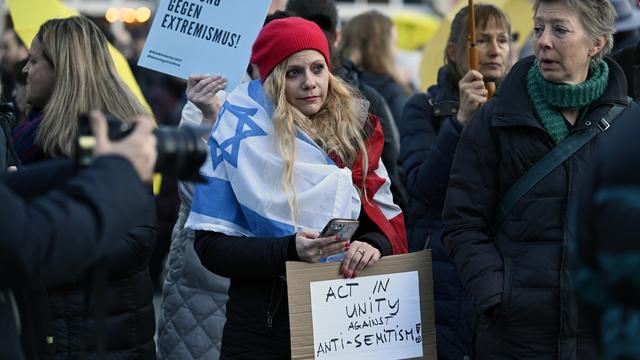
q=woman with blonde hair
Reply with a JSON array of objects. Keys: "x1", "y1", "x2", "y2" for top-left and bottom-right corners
[
  {"x1": 188, "y1": 17, "x2": 407, "y2": 358},
  {"x1": 14, "y1": 16, "x2": 156, "y2": 359},
  {"x1": 13, "y1": 15, "x2": 146, "y2": 161},
  {"x1": 339, "y1": 10, "x2": 414, "y2": 122}
]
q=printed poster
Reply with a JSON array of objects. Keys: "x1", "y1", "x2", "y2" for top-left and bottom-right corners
[{"x1": 138, "y1": 0, "x2": 270, "y2": 89}]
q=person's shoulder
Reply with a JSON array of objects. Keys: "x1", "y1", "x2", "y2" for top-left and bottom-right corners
[
  {"x1": 615, "y1": 100, "x2": 640, "y2": 126},
  {"x1": 599, "y1": 100, "x2": 640, "y2": 151},
  {"x1": 406, "y1": 91, "x2": 431, "y2": 109},
  {"x1": 358, "y1": 82, "x2": 385, "y2": 104},
  {"x1": 611, "y1": 41, "x2": 640, "y2": 64}
]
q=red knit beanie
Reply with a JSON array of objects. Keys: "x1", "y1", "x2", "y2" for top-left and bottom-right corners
[{"x1": 250, "y1": 17, "x2": 331, "y2": 81}]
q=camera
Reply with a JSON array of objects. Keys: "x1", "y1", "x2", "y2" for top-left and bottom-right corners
[{"x1": 76, "y1": 113, "x2": 208, "y2": 182}]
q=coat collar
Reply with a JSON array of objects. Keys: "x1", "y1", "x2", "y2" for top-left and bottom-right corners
[
  {"x1": 432, "y1": 67, "x2": 459, "y2": 103},
  {"x1": 491, "y1": 56, "x2": 629, "y2": 132}
]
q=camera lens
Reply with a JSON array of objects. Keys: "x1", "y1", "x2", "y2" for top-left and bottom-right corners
[
  {"x1": 76, "y1": 113, "x2": 208, "y2": 181},
  {"x1": 154, "y1": 125, "x2": 208, "y2": 182}
]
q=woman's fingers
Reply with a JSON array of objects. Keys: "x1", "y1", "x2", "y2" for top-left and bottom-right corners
[
  {"x1": 342, "y1": 248, "x2": 364, "y2": 278},
  {"x1": 187, "y1": 75, "x2": 225, "y2": 101},
  {"x1": 187, "y1": 74, "x2": 207, "y2": 92},
  {"x1": 340, "y1": 242, "x2": 381, "y2": 278},
  {"x1": 200, "y1": 77, "x2": 227, "y2": 96},
  {"x1": 317, "y1": 239, "x2": 348, "y2": 257}
]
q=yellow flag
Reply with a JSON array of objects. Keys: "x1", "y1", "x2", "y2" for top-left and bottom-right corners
[
  {"x1": 393, "y1": 12, "x2": 441, "y2": 51},
  {"x1": 419, "y1": 0, "x2": 534, "y2": 90}
]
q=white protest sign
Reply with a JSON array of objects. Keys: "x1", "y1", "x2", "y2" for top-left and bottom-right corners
[
  {"x1": 309, "y1": 271, "x2": 423, "y2": 360},
  {"x1": 138, "y1": 0, "x2": 270, "y2": 89}
]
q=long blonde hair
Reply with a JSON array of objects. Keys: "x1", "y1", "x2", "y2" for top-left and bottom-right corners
[
  {"x1": 263, "y1": 58, "x2": 369, "y2": 223},
  {"x1": 36, "y1": 16, "x2": 146, "y2": 157}
]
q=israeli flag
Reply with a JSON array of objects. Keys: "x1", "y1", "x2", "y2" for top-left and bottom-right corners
[{"x1": 186, "y1": 80, "x2": 361, "y2": 238}]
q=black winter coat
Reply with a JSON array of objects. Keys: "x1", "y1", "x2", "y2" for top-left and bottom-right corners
[
  {"x1": 399, "y1": 67, "x2": 475, "y2": 360},
  {"x1": 194, "y1": 211, "x2": 392, "y2": 359},
  {"x1": 13, "y1": 120, "x2": 157, "y2": 359},
  {"x1": 47, "y1": 201, "x2": 157, "y2": 360},
  {"x1": 0, "y1": 157, "x2": 153, "y2": 360},
  {"x1": 442, "y1": 56, "x2": 633, "y2": 360}
]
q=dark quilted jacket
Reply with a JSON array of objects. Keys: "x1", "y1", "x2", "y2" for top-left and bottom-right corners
[
  {"x1": 399, "y1": 67, "x2": 475, "y2": 360},
  {"x1": 442, "y1": 56, "x2": 632, "y2": 359},
  {"x1": 47, "y1": 192, "x2": 157, "y2": 360}
]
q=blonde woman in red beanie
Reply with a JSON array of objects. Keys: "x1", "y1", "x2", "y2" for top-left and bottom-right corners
[{"x1": 186, "y1": 17, "x2": 407, "y2": 358}]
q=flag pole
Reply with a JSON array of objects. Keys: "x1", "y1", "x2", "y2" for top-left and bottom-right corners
[{"x1": 468, "y1": 0, "x2": 496, "y2": 98}]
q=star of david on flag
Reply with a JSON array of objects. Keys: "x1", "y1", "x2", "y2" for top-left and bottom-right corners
[
  {"x1": 211, "y1": 102, "x2": 267, "y2": 169},
  {"x1": 186, "y1": 80, "x2": 406, "y2": 254}
]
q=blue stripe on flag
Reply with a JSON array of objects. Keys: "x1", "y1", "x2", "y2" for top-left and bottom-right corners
[
  {"x1": 240, "y1": 203, "x2": 295, "y2": 237},
  {"x1": 191, "y1": 175, "x2": 249, "y2": 230},
  {"x1": 191, "y1": 175, "x2": 295, "y2": 237}
]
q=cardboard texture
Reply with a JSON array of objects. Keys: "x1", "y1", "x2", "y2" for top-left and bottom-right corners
[{"x1": 286, "y1": 250, "x2": 436, "y2": 359}]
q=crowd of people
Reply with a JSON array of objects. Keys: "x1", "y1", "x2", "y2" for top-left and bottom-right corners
[{"x1": 1, "y1": 0, "x2": 640, "y2": 359}]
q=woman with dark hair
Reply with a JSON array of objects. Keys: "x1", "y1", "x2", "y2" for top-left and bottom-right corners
[
  {"x1": 399, "y1": 4, "x2": 511, "y2": 360},
  {"x1": 443, "y1": 0, "x2": 635, "y2": 358}
]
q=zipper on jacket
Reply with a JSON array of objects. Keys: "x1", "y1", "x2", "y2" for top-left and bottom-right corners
[{"x1": 266, "y1": 278, "x2": 285, "y2": 331}]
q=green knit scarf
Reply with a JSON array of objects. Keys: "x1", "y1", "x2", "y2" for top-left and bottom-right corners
[{"x1": 526, "y1": 60, "x2": 609, "y2": 144}]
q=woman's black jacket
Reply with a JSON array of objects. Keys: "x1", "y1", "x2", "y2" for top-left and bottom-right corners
[
  {"x1": 46, "y1": 199, "x2": 157, "y2": 360},
  {"x1": 442, "y1": 56, "x2": 633, "y2": 360},
  {"x1": 399, "y1": 67, "x2": 475, "y2": 360},
  {"x1": 0, "y1": 157, "x2": 153, "y2": 360}
]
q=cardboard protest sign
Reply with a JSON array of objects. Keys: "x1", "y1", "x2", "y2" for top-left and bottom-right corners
[
  {"x1": 138, "y1": 0, "x2": 270, "y2": 89},
  {"x1": 286, "y1": 250, "x2": 436, "y2": 360}
]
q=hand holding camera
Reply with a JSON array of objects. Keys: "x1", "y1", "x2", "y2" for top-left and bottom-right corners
[
  {"x1": 89, "y1": 111, "x2": 157, "y2": 182},
  {"x1": 77, "y1": 111, "x2": 208, "y2": 182}
]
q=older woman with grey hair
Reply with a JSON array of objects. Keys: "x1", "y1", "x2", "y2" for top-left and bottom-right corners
[{"x1": 441, "y1": 0, "x2": 635, "y2": 358}]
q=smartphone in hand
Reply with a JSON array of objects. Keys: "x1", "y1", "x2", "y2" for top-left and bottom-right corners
[{"x1": 318, "y1": 219, "x2": 359, "y2": 263}]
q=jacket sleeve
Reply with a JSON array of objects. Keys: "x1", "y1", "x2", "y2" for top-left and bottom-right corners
[
  {"x1": 0, "y1": 156, "x2": 151, "y2": 288},
  {"x1": 441, "y1": 103, "x2": 504, "y2": 312},
  {"x1": 2, "y1": 159, "x2": 75, "y2": 197},
  {"x1": 194, "y1": 231, "x2": 298, "y2": 280},
  {"x1": 400, "y1": 93, "x2": 463, "y2": 209}
]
